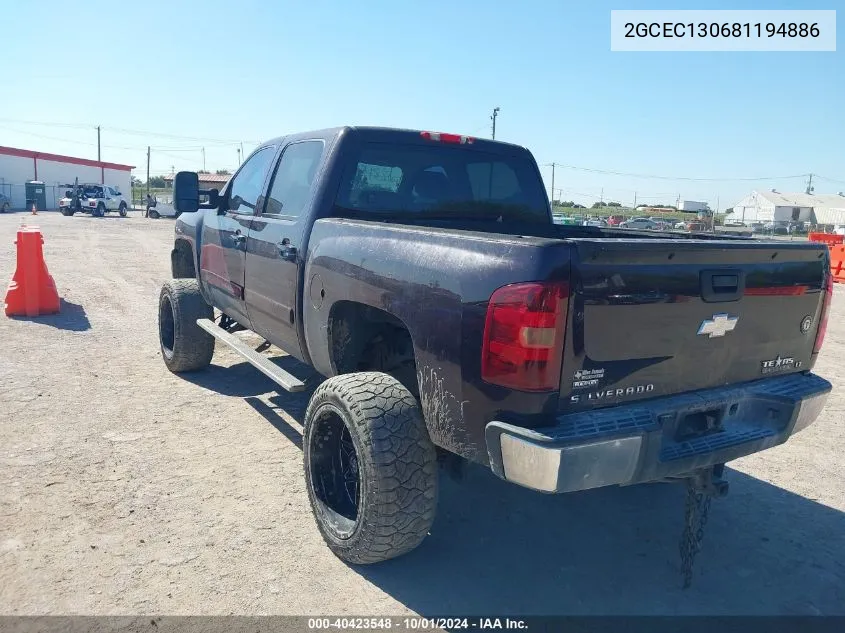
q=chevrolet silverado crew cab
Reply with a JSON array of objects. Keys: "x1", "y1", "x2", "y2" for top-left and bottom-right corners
[{"x1": 158, "y1": 126, "x2": 832, "y2": 567}]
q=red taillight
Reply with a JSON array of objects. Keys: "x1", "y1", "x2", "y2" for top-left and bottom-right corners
[
  {"x1": 481, "y1": 281, "x2": 568, "y2": 392},
  {"x1": 813, "y1": 272, "x2": 833, "y2": 353},
  {"x1": 420, "y1": 131, "x2": 475, "y2": 145}
]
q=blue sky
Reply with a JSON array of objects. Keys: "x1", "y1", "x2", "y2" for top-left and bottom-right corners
[{"x1": 2, "y1": 0, "x2": 842, "y2": 208}]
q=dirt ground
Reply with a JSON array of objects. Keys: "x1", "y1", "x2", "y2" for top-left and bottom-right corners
[{"x1": 0, "y1": 211, "x2": 843, "y2": 616}]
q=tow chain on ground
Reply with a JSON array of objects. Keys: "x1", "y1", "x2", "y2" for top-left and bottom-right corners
[
  {"x1": 679, "y1": 478, "x2": 711, "y2": 588},
  {"x1": 678, "y1": 467, "x2": 728, "y2": 589}
]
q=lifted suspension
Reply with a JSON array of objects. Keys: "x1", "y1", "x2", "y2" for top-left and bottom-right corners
[{"x1": 679, "y1": 464, "x2": 729, "y2": 588}]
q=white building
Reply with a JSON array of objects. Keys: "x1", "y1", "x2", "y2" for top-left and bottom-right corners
[
  {"x1": 731, "y1": 189, "x2": 845, "y2": 226},
  {"x1": 0, "y1": 145, "x2": 134, "y2": 210}
]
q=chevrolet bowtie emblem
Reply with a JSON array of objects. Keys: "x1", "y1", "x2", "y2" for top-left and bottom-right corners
[{"x1": 697, "y1": 313, "x2": 739, "y2": 338}]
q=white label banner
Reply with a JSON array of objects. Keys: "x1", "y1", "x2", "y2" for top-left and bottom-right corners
[{"x1": 611, "y1": 10, "x2": 836, "y2": 51}]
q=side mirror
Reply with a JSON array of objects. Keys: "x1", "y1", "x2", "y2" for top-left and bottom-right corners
[{"x1": 173, "y1": 171, "x2": 200, "y2": 213}]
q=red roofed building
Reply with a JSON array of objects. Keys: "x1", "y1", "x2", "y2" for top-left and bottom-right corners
[
  {"x1": 0, "y1": 145, "x2": 134, "y2": 210},
  {"x1": 164, "y1": 171, "x2": 231, "y2": 191}
]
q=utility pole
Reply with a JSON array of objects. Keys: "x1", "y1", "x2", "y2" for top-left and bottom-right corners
[
  {"x1": 97, "y1": 126, "x2": 101, "y2": 162},
  {"x1": 240, "y1": 142, "x2": 244, "y2": 164},
  {"x1": 146, "y1": 146, "x2": 150, "y2": 197},
  {"x1": 237, "y1": 147, "x2": 241, "y2": 166},
  {"x1": 600, "y1": 188, "x2": 604, "y2": 204},
  {"x1": 491, "y1": 107, "x2": 500, "y2": 140},
  {"x1": 202, "y1": 147, "x2": 206, "y2": 172},
  {"x1": 633, "y1": 191, "x2": 637, "y2": 209},
  {"x1": 548, "y1": 163, "x2": 556, "y2": 208},
  {"x1": 806, "y1": 173, "x2": 814, "y2": 194}
]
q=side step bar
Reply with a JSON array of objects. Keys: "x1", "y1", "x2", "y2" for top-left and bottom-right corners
[{"x1": 196, "y1": 318, "x2": 306, "y2": 393}]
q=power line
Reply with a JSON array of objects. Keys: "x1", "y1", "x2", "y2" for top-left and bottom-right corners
[
  {"x1": 0, "y1": 116, "x2": 257, "y2": 145},
  {"x1": 154, "y1": 149, "x2": 202, "y2": 162},
  {"x1": 103, "y1": 125, "x2": 254, "y2": 144},
  {"x1": 0, "y1": 117, "x2": 92, "y2": 130},
  {"x1": 543, "y1": 162, "x2": 808, "y2": 182},
  {"x1": 0, "y1": 125, "x2": 149, "y2": 151},
  {"x1": 816, "y1": 174, "x2": 845, "y2": 187}
]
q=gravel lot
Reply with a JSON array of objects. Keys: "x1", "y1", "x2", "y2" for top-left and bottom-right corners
[{"x1": 1, "y1": 211, "x2": 843, "y2": 615}]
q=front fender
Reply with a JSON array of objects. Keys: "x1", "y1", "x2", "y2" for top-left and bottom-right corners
[{"x1": 173, "y1": 211, "x2": 209, "y2": 296}]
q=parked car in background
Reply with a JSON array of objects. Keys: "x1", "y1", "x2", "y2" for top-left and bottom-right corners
[
  {"x1": 145, "y1": 197, "x2": 179, "y2": 219},
  {"x1": 0, "y1": 191, "x2": 10, "y2": 213},
  {"x1": 648, "y1": 217, "x2": 674, "y2": 231},
  {"x1": 553, "y1": 215, "x2": 580, "y2": 226},
  {"x1": 763, "y1": 221, "x2": 789, "y2": 235},
  {"x1": 686, "y1": 221, "x2": 708, "y2": 232},
  {"x1": 620, "y1": 217, "x2": 657, "y2": 230},
  {"x1": 724, "y1": 219, "x2": 745, "y2": 227},
  {"x1": 750, "y1": 222, "x2": 765, "y2": 233},
  {"x1": 583, "y1": 218, "x2": 607, "y2": 227}
]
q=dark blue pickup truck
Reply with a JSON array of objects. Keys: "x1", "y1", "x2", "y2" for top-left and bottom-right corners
[{"x1": 158, "y1": 126, "x2": 832, "y2": 571}]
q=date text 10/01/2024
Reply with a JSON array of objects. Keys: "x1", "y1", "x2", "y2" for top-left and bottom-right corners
[
  {"x1": 307, "y1": 618, "x2": 528, "y2": 630},
  {"x1": 625, "y1": 22, "x2": 820, "y2": 39}
]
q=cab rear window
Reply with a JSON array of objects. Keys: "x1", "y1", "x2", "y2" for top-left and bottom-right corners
[{"x1": 335, "y1": 143, "x2": 549, "y2": 224}]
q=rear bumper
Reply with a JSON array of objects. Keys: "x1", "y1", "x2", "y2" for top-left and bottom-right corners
[{"x1": 486, "y1": 373, "x2": 831, "y2": 493}]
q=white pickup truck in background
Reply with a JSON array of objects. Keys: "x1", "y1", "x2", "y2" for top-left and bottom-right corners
[{"x1": 61, "y1": 184, "x2": 128, "y2": 217}]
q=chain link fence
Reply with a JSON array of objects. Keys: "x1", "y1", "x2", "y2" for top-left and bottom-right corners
[
  {"x1": 0, "y1": 183, "x2": 70, "y2": 211},
  {"x1": 0, "y1": 183, "x2": 173, "y2": 212}
]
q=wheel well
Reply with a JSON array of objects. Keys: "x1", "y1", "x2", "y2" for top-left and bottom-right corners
[
  {"x1": 328, "y1": 302, "x2": 418, "y2": 396},
  {"x1": 171, "y1": 239, "x2": 196, "y2": 279}
]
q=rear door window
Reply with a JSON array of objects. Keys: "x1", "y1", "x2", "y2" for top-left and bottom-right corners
[{"x1": 264, "y1": 140, "x2": 325, "y2": 218}]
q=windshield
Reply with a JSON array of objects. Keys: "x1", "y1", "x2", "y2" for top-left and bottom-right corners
[{"x1": 334, "y1": 142, "x2": 550, "y2": 224}]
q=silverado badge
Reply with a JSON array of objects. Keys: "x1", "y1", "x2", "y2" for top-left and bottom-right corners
[{"x1": 697, "y1": 313, "x2": 738, "y2": 338}]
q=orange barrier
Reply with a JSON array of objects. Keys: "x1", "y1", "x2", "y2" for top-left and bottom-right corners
[
  {"x1": 830, "y1": 245, "x2": 845, "y2": 284},
  {"x1": 809, "y1": 232, "x2": 844, "y2": 247},
  {"x1": 4, "y1": 225, "x2": 61, "y2": 317}
]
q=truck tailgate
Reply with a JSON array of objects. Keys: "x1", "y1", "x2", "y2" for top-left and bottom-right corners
[{"x1": 563, "y1": 238, "x2": 828, "y2": 409}]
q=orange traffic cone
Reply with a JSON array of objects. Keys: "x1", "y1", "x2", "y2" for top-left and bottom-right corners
[{"x1": 4, "y1": 226, "x2": 61, "y2": 317}]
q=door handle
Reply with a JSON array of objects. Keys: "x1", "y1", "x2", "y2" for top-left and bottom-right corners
[{"x1": 278, "y1": 239, "x2": 297, "y2": 261}]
